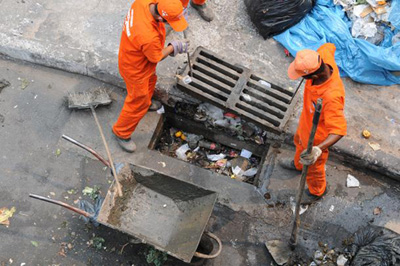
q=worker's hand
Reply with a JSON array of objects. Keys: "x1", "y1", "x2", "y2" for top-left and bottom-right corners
[
  {"x1": 299, "y1": 146, "x2": 322, "y2": 166},
  {"x1": 169, "y1": 40, "x2": 190, "y2": 57}
]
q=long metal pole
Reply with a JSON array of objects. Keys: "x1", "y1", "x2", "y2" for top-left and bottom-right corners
[{"x1": 289, "y1": 98, "x2": 323, "y2": 249}]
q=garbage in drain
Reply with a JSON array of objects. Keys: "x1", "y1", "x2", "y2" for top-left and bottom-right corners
[
  {"x1": 155, "y1": 119, "x2": 261, "y2": 185},
  {"x1": 174, "y1": 102, "x2": 270, "y2": 146}
]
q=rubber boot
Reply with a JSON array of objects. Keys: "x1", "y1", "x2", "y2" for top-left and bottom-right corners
[
  {"x1": 149, "y1": 99, "x2": 162, "y2": 111},
  {"x1": 113, "y1": 133, "x2": 136, "y2": 153},
  {"x1": 301, "y1": 187, "x2": 328, "y2": 205},
  {"x1": 190, "y1": 1, "x2": 214, "y2": 22},
  {"x1": 279, "y1": 158, "x2": 300, "y2": 171}
]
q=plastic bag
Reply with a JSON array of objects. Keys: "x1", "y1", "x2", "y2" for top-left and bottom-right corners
[
  {"x1": 244, "y1": 0, "x2": 315, "y2": 39},
  {"x1": 345, "y1": 225, "x2": 400, "y2": 265},
  {"x1": 78, "y1": 196, "x2": 104, "y2": 226},
  {"x1": 274, "y1": 0, "x2": 400, "y2": 85}
]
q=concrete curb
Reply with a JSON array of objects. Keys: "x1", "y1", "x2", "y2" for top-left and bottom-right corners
[
  {"x1": 0, "y1": 33, "x2": 124, "y2": 88},
  {"x1": 283, "y1": 133, "x2": 400, "y2": 181}
]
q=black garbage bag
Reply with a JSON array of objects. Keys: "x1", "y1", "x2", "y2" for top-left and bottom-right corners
[
  {"x1": 346, "y1": 226, "x2": 400, "y2": 265},
  {"x1": 244, "y1": 0, "x2": 315, "y2": 39}
]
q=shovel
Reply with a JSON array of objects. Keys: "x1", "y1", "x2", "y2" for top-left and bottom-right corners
[{"x1": 266, "y1": 98, "x2": 323, "y2": 265}]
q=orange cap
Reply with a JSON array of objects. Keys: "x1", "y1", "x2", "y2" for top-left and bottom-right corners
[
  {"x1": 157, "y1": 0, "x2": 188, "y2": 32},
  {"x1": 288, "y1": 49, "x2": 321, "y2": 80}
]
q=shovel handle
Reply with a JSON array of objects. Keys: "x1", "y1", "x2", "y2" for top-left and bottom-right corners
[
  {"x1": 289, "y1": 98, "x2": 323, "y2": 250},
  {"x1": 29, "y1": 194, "x2": 92, "y2": 218},
  {"x1": 89, "y1": 105, "x2": 123, "y2": 197}
]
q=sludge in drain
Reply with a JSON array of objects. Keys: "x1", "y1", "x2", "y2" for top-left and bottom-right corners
[{"x1": 153, "y1": 102, "x2": 272, "y2": 185}]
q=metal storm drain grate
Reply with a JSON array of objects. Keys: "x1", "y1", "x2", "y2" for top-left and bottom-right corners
[{"x1": 177, "y1": 47, "x2": 301, "y2": 133}]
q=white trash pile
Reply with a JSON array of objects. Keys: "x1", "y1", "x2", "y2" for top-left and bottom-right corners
[{"x1": 334, "y1": 0, "x2": 400, "y2": 44}]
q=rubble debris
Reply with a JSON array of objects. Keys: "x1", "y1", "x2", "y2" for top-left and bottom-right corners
[
  {"x1": 373, "y1": 207, "x2": 382, "y2": 215},
  {"x1": 290, "y1": 197, "x2": 308, "y2": 215},
  {"x1": 362, "y1": 129, "x2": 371, "y2": 139},
  {"x1": 156, "y1": 122, "x2": 260, "y2": 184},
  {"x1": 335, "y1": 0, "x2": 396, "y2": 45},
  {"x1": 89, "y1": 236, "x2": 105, "y2": 250},
  {"x1": 175, "y1": 144, "x2": 190, "y2": 161},
  {"x1": 368, "y1": 142, "x2": 381, "y2": 151},
  {"x1": 20, "y1": 78, "x2": 29, "y2": 90},
  {"x1": 82, "y1": 186, "x2": 100, "y2": 200},
  {"x1": 146, "y1": 246, "x2": 167, "y2": 266},
  {"x1": 240, "y1": 149, "x2": 252, "y2": 159},
  {"x1": 174, "y1": 102, "x2": 269, "y2": 146},
  {"x1": 347, "y1": 174, "x2": 360, "y2": 187},
  {"x1": 207, "y1": 153, "x2": 226, "y2": 161},
  {"x1": 243, "y1": 168, "x2": 258, "y2": 177},
  {"x1": 0, "y1": 206, "x2": 16, "y2": 226},
  {"x1": 336, "y1": 254, "x2": 348, "y2": 266},
  {"x1": 0, "y1": 79, "x2": 10, "y2": 93},
  {"x1": 156, "y1": 105, "x2": 165, "y2": 114},
  {"x1": 199, "y1": 140, "x2": 221, "y2": 151}
]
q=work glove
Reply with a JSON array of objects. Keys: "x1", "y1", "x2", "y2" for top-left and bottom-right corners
[
  {"x1": 169, "y1": 39, "x2": 190, "y2": 57},
  {"x1": 299, "y1": 146, "x2": 322, "y2": 166}
]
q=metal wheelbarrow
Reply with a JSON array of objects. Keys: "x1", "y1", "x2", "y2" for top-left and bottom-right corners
[{"x1": 30, "y1": 135, "x2": 222, "y2": 263}]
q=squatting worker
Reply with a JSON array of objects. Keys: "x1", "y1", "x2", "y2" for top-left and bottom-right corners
[
  {"x1": 112, "y1": 0, "x2": 190, "y2": 153},
  {"x1": 280, "y1": 43, "x2": 347, "y2": 204}
]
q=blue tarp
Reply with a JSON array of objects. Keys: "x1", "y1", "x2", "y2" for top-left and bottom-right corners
[{"x1": 274, "y1": 0, "x2": 400, "y2": 85}]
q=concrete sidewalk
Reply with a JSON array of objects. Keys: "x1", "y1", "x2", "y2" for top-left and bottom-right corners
[{"x1": 0, "y1": 0, "x2": 399, "y2": 180}]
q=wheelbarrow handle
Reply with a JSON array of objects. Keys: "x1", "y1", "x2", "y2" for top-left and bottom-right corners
[
  {"x1": 29, "y1": 194, "x2": 92, "y2": 218},
  {"x1": 194, "y1": 231, "x2": 223, "y2": 259},
  {"x1": 62, "y1": 134, "x2": 110, "y2": 167}
]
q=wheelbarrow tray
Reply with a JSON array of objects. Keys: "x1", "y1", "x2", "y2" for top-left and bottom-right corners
[{"x1": 97, "y1": 165, "x2": 218, "y2": 263}]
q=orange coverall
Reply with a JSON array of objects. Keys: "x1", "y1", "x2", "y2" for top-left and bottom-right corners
[
  {"x1": 293, "y1": 43, "x2": 347, "y2": 196},
  {"x1": 113, "y1": 0, "x2": 166, "y2": 139}
]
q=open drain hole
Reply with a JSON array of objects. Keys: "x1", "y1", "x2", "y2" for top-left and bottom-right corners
[{"x1": 151, "y1": 103, "x2": 270, "y2": 186}]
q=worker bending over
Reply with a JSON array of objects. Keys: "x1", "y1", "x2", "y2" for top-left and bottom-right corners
[
  {"x1": 281, "y1": 43, "x2": 347, "y2": 204},
  {"x1": 113, "y1": 0, "x2": 189, "y2": 152}
]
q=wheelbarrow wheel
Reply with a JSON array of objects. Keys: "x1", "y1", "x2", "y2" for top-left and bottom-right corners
[{"x1": 191, "y1": 231, "x2": 222, "y2": 264}]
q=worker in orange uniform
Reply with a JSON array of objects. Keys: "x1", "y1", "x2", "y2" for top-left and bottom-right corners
[
  {"x1": 280, "y1": 43, "x2": 347, "y2": 204},
  {"x1": 151, "y1": 0, "x2": 214, "y2": 110},
  {"x1": 112, "y1": 0, "x2": 190, "y2": 153}
]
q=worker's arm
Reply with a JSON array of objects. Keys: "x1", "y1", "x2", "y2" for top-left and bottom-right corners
[
  {"x1": 317, "y1": 134, "x2": 343, "y2": 150},
  {"x1": 161, "y1": 45, "x2": 174, "y2": 60}
]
